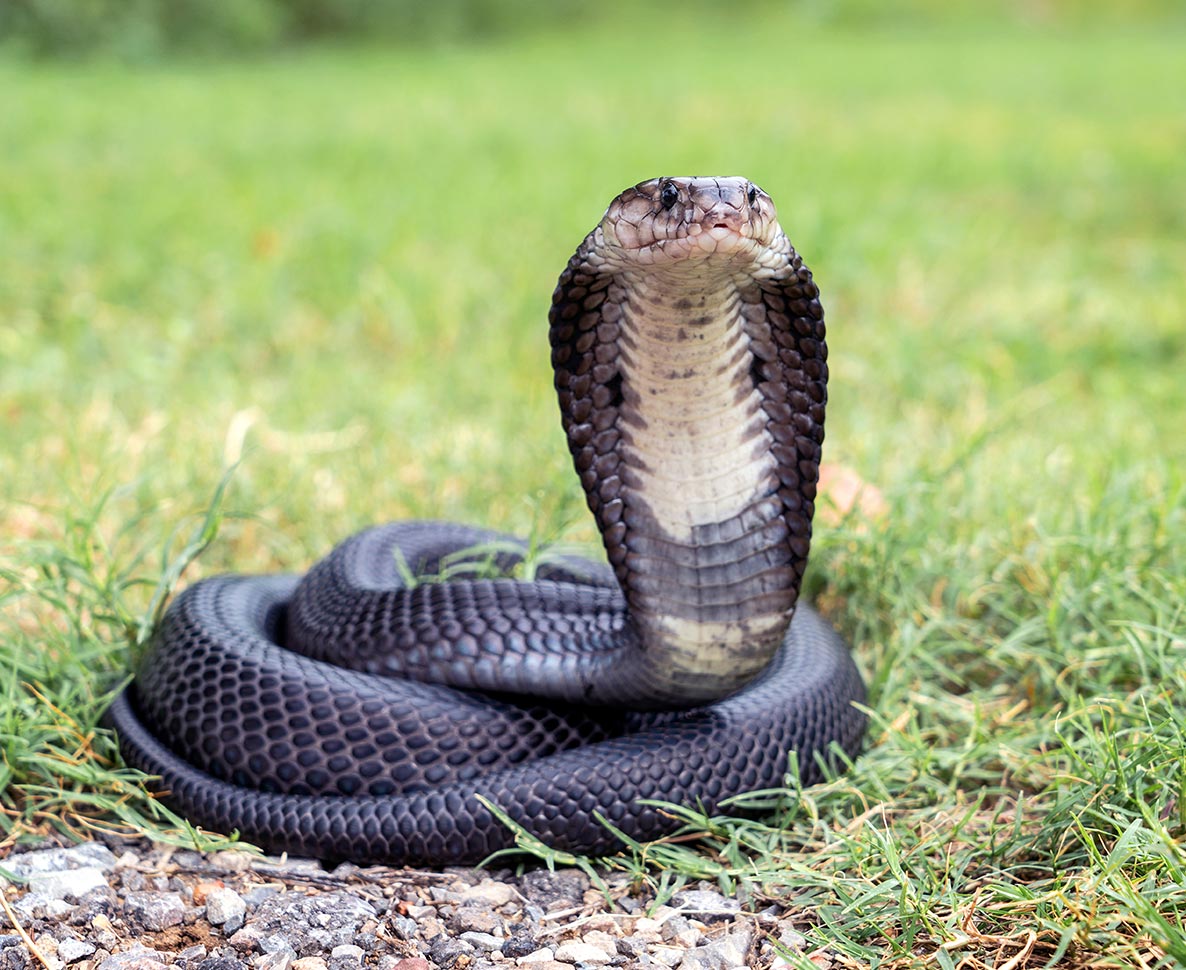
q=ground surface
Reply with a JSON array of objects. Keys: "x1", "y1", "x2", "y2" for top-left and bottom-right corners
[
  {"x1": 2, "y1": 834, "x2": 825, "y2": 970},
  {"x1": 2, "y1": 11, "x2": 1186, "y2": 969}
]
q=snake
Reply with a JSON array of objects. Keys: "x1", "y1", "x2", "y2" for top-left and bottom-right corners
[{"x1": 106, "y1": 177, "x2": 867, "y2": 866}]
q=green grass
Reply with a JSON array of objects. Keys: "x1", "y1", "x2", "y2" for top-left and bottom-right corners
[{"x1": 2, "y1": 12, "x2": 1185, "y2": 967}]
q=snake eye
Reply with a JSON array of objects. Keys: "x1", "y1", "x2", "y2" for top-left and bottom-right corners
[
  {"x1": 747, "y1": 185, "x2": 758, "y2": 207},
  {"x1": 660, "y1": 183, "x2": 680, "y2": 210}
]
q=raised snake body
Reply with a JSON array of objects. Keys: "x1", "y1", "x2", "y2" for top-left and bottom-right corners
[{"x1": 107, "y1": 177, "x2": 867, "y2": 865}]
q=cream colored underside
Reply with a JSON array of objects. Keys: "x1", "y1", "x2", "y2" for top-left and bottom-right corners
[{"x1": 617, "y1": 275, "x2": 787, "y2": 662}]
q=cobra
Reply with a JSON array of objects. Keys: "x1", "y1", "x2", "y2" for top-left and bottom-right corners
[{"x1": 106, "y1": 177, "x2": 867, "y2": 865}]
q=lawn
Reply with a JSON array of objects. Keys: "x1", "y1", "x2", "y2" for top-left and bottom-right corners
[{"x1": 2, "y1": 11, "x2": 1185, "y2": 967}]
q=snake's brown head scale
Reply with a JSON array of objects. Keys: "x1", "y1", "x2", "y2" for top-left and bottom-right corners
[{"x1": 595, "y1": 176, "x2": 782, "y2": 270}]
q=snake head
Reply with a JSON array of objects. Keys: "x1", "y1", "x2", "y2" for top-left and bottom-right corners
[{"x1": 597, "y1": 176, "x2": 782, "y2": 270}]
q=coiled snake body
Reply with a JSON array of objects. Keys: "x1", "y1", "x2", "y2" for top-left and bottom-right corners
[{"x1": 108, "y1": 178, "x2": 867, "y2": 865}]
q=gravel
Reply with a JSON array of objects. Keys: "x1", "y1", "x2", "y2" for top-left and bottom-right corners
[
  {"x1": 25, "y1": 870, "x2": 111, "y2": 903},
  {"x1": 124, "y1": 894, "x2": 186, "y2": 932},
  {"x1": 0, "y1": 836, "x2": 838, "y2": 970},
  {"x1": 205, "y1": 891, "x2": 246, "y2": 933}
]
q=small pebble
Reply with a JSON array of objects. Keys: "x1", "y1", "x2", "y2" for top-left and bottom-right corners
[
  {"x1": 196, "y1": 958, "x2": 245, "y2": 970},
  {"x1": 328, "y1": 946, "x2": 362, "y2": 962},
  {"x1": 615, "y1": 938, "x2": 645, "y2": 959},
  {"x1": 553, "y1": 941, "x2": 612, "y2": 965},
  {"x1": 259, "y1": 936, "x2": 293, "y2": 956},
  {"x1": 26, "y1": 869, "x2": 109, "y2": 901},
  {"x1": 2, "y1": 845, "x2": 118, "y2": 881},
  {"x1": 228, "y1": 927, "x2": 264, "y2": 954},
  {"x1": 96, "y1": 946, "x2": 169, "y2": 970},
  {"x1": 46, "y1": 899, "x2": 76, "y2": 920},
  {"x1": 675, "y1": 929, "x2": 753, "y2": 970},
  {"x1": 89, "y1": 915, "x2": 119, "y2": 952},
  {"x1": 206, "y1": 889, "x2": 248, "y2": 933},
  {"x1": 582, "y1": 931, "x2": 619, "y2": 953},
  {"x1": 72, "y1": 888, "x2": 117, "y2": 923},
  {"x1": 517, "y1": 870, "x2": 589, "y2": 910},
  {"x1": 670, "y1": 891, "x2": 740, "y2": 924},
  {"x1": 661, "y1": 916, "x2": 693, "y2": 942},
  {"x1": 458, "y1": 881, "x2": 517, "y2": 908},
  {"x1": 33, "y1": 935, "x2": 60, "y2": 966},
  {"x1": 57, "y1": 939, "x2": 96, "y2": 964},
  {"x1": 459, "y1": 932, "x2": 502, "y2": 952},
  {"x1": 124, "y1": 893, "x2": 186, "y2": 932},
  {"x1": 427, "y1": 937, "x2": 472, "y2": 965},
  {"x1": 389, "y1": 916, "x2": 418, "y2": 941},
  {"x1": 242, "y1": 887, "x2": 281, "y2": 907},
  {"x1": 412, "y1": 917, "x2": 445, "y2": 941},
  {"x1": 208, "y1": 852, "x2": 254, "y2": 872},
  {"x1": 500, "y1": 934, "x2": 539, "y2": 960},
  {"x1": 193, "y1": 882, "x2": 224, "y2": 906},
  {"x1": 12, "y1": 893, "x2": 50, "y2": 921},
  {"x1": 450, "y1": 907, "x2": 503, "y2": 935},
  {"x1": 122, "y1": 873, "x2": 147, "y2": 893},
  {"x1": 253, "y1": 949, "x2": 295, "y2": 970}
]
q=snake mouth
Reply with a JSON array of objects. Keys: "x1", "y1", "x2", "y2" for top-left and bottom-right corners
[
  {"x1": 617, "y1": 225, "x2": 762, "y2": 269},
  {"x1": 704, "y1": 223, "x2": 747, "y2": 241}
]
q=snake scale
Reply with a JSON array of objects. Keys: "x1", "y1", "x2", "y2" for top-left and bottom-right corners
[{"x1": 107, "y1": 177, "x2": 867, "y2": 865}]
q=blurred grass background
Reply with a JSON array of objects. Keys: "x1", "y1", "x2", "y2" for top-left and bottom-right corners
[
  {"x1": 3, "y1": 2, "x2": 1182, "y2": 570},
  {"x1": 4, "y1": 0, "x2": 1183, "y2": 58},
  {"x1": 2, "y1": 1, "x2": 1186, "y2": 964}
]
